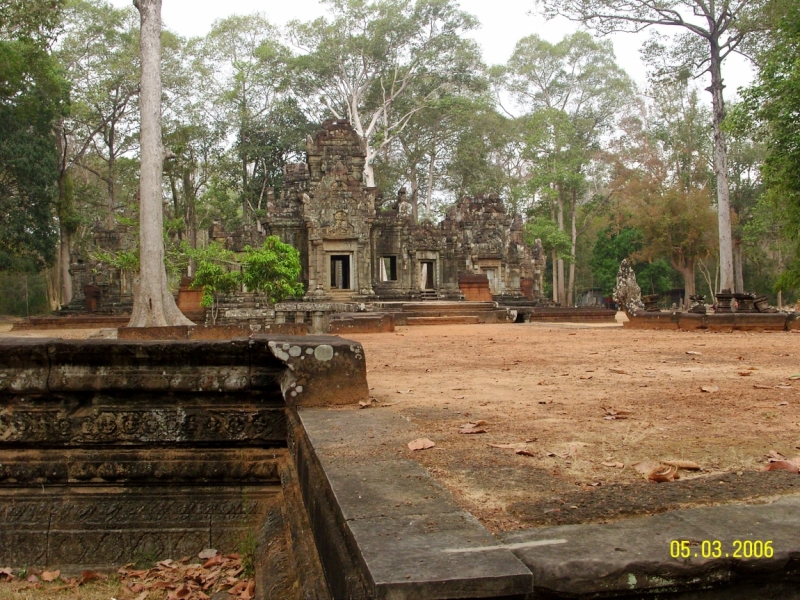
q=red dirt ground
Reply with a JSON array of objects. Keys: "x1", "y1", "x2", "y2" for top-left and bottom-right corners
[{"x1": 349, "y1": 322, "x2": 800, "y2": 531}]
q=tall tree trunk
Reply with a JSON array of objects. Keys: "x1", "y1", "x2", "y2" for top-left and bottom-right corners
[
  {"x1": 708, "y1": 41, "x2": 734, "y2": 292},
  {"x1": 54, "y1": 130, "x2": 71, "y2": 307},
  {"x1": 59, "y1": 224, "x2": 72, "y2": 307},
  {"x1": 426, "y1": 150, "x2": 436, "y2": 218},
  {"x1": 105, "y1": 124, "x2": 117, "y2": 229},
  {"x1": 733, "y1": 241, "x2": 744, "y2": 293},
  {"x1": 556, "y1": 192, "x2": 565, "y2": 305},
  {"x1": 673, "y1": 258, "x2": 696, "y2": 310},
  {"x1": 408, "y1": 163, "x2": 419, "y2": 221},
  {"x1": 364, "y1": 148, "x2": 376, "y2": 187},
  {"x1": 567, "y1": 192, "x2": 577, "y2": 306},
  {"x1": 129, "y1": 0, "x2": 192, "y2": 328},
  {"x1": 550, "y1": 198, "x2": 557, "y2": 303}
]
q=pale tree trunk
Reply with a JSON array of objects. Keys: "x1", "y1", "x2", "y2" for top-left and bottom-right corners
[
  {"x1": 128, "y1": 0, "x2": 192, "y2": 328},
  {"x1": 426, "y1": 150, "x2": 435, "y2": 218},
  {"x1": 364, "y1": 147, "x2": 376, "y2": 187},
  {"x1": 54, "y1": 131, "x2": 71, "y2": 307},
  {"x1": 567, "y1": 193, "x2": 577, "y2": 306},
  {"x1": 408, "y1": 162, "x2": 419, "y2": 221},
  {"x1": 733, "y1": 241, "x2": 744, "y2": 293},
  {"x1": 59, "y1": 224, "x2": 72, "y2": 307},
  {"x1": 550, "y1": 198, "x2": 557, "y2": 303},
  {"x1": 556, "y1": 193, "x2": 565, "y2": 305},
  {"x1": 673, "y1": 259, "x2": 696, "y2": 310},
  {"x1": 708, "y1": 42, "x2": 734, "y2": 292},
  {"x1": 46, "y1": 266, "x2": 60, "y2": 311}
]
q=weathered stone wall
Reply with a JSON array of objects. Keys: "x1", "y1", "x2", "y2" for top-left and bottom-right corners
[{"x1": 0, "y1": 337, "x2": 359, "y2": 596}]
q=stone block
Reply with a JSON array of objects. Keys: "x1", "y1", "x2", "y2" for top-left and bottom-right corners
[
  {"x1": 46, "y1": 339, "x2": 257, "y2": 393},
  {"x1": 252, "y1": 335, "x2": 369, "y2": 406},
  {"x1": 328, "y1": 313, "x2": 394, "y2": 334},
  {"x1": 0, "y1": 339, "x2": 50, "y2": 393}
]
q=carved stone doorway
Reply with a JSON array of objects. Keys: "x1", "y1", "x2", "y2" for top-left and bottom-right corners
[
  {"x1": 419, "y1": 261, "x2": 435, "y2": 290},
  {"x1": 330, "y1": 255, "x2": 352, "y2": 290}
]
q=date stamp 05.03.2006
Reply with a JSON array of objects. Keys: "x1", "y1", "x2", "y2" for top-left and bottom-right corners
[{"x1": 670, "y1": 540, "x2": 774, "y2": 560}]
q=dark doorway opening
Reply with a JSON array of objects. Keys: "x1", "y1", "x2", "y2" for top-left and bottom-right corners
[
  {"x1": 381, "y1": 256, "x2": 397, "y2": 281},
  {"x1": 330, "y1": 255, "x2": 352, "y2": 290},
  {"x1": 420, "y1": 261, "x2": 435, "y2": 289}
]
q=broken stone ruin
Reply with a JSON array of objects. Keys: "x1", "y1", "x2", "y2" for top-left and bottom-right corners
[{"x1": 613, "y1": 259, "x2": 644, "y2": 316}]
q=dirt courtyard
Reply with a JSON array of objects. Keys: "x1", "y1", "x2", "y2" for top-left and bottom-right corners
[
  {"x1": 349, "y1": 322, "x2": 800, "y2": 531},
  {"x1": 2, "y1": 319, "x2": 799, "y2": 533}
]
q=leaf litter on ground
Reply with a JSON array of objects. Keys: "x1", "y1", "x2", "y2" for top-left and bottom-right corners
[
  {"x1": 115, "y1": 549, "x2": 256, "y2": 599},
  {"x1": 459, "y1": 420, "x2": 487, "y2": 434},
  {"x1": 408, "y1": 438, "x2": 435, "y2": 451}
]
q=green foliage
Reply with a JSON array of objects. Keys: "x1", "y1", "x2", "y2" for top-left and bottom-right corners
[
  {"x1": 238, "y1": 530, "x2": 257, "y2": 579},
  {"x1": 590, "y1": 227, "x2": 673, "y2": 296},
  {"x1": 93, "y1": 249, "x2": 139, "y2": 272},
  {"x1": 738, "y1": 0, "x2": 800, "y2": 288},
  {"x1": 188, "y1": 243, "x2": 241, "y2": 308},
  {"x1": 0, "y1": 271, "x2": 50, "y2": 316},
  {"x1": 0, "y1": 8, "x2": 68, "y2": 271},
  {"x1": 524, "y1": 219, "x2": 572, "y2": 261},
  {"x1": 241, "y1": 237, "x2": 305, "y2": 303}
]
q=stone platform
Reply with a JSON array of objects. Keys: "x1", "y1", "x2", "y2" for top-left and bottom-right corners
[
  {"x1": 291, "y1": 407, "x2": 800, "y2": 599},
  {"x1": 625, "y1": 311, "x2": 800, "y2": 331},
  {"x1": 11, "y1": 315, "x2": 133, "y2": 330},
  {"x1": 512, "y1": 306, "x2": 618, "y2": 323},
  {"x1": 0, "y1": 335, "x2": 369, "y2": 598},
  {"x1": 374, "y1": 301, "x2": 510, "y2": 326}
]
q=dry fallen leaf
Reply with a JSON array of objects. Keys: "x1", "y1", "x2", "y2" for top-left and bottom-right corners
[
  {"x1": 763, "y1": 461, "x2": 799, "y2": 474},
  {"x1": 609, "y1": 368, "x2": 629, "y2": 375},
  {"x1": 602, "y1": 461, "x2": 625, "y2": 469},
  {"x1": 738, "y1": 371, "x2": 751, "y2": 376},
  {"x1": 488, "y1": 443, "x2": 521, "y2": 449},
  {"x1": 135, "y1": 592, "x2": 149, "y2": 600},
  {"x1": 0, "y1": 568, "x2": 15, "y2": 581},
  {"x1": 686, "y1": 351, "x2": 702, "y2": 356},
  {"x1": 397, "y1": 389, "x2": 414, "y2": 394},
  {"x1": 700, "y1": 385, "x2": 719, "y2": 393},
  {"x1": 632, "y1": 460, "x2": 663, "y2": 475},
  {"x1": 41, "y1": 570, "x2": 60, "y2": 582},
  {"x1": 776, "y1": 384, "x2": 793, "y2": 390},
  {"x1": 515, "y1": 449, "x2": 535, "y2": 457},
  {"x1": 790, "y1": 374, "x2": 800, "y2": 380},
  {"x1": 458, "y1": 425, "x2": 486, "y2": 434},
  {"x1": 358, "y1": 401, "x2": 371, "y2": 409},
  {"x1": 408, "y1": 438, "x2": 435, "y2": 451},
  {"x1": 754, "y1": 384, "x2": 772, "y2": 389},
  {"x1": 662, "y1": 460, "x2": 701, "y2": 470},
  {"x1": 649, "y1": 464, "x2": 680, "y2": 482},
  {"x1": 198, "y1": 549, "x2": 218, "y2": 560}
]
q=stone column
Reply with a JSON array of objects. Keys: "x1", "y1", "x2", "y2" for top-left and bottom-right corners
[
  {"x1": 294, "y1": 311, "x2": 306, "y2": 324},
  {"x1": 275, "y1": 311, "x2": 286, "y2": 324},
  {"x1": 312, "y1": 311, "x2": 326, "y2": 334}
]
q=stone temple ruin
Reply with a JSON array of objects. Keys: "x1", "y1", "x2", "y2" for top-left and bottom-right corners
[
  {"x1": 213, "y1": 119, "x2": 544, "y2": 303},
  {"x1": 60, "y1": 118, "x2": 617, "y2": 331}
]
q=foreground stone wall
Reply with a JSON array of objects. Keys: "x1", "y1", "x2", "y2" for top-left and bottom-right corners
[{"x1": 0, "y1": 336, "x2": 367, "y2": 597}]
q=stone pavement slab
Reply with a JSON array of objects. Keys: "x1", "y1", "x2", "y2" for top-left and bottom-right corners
[
  {"x1": 500, "y1": 496, "x2": 800, "y2": 597},
  {"x1": 295, "y1": 407, "x2": 534, "y2": 599},
  {"x1": 295, "y1": 406, "x2": 800, "y2": 599}
]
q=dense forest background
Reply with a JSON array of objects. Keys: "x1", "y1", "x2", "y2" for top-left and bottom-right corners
[{"x1": 1, "y1": 0, "x2": 798, "y2": 315}]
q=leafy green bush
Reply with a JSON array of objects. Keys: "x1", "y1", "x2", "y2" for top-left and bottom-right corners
[{"x1": 241, "y1": 236, "x2": 304, "y2": 302}]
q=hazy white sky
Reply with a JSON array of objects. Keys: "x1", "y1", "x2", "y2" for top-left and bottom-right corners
[{"x1": 109, "y1": 0, "x2": 754, "y2": 100}]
